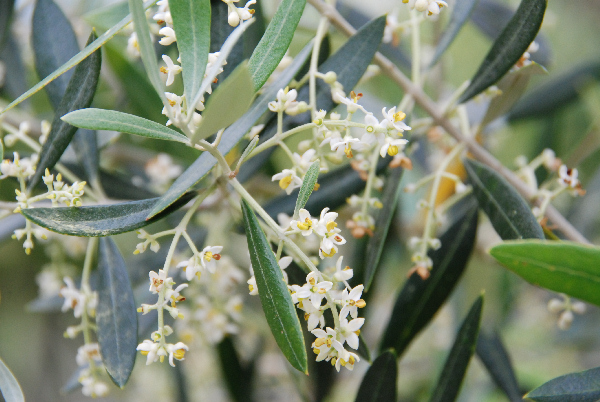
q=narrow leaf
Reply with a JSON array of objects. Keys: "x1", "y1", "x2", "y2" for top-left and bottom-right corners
[
  {"x1": 28, "y1": 31, "x2": 102, "y2": 191},
  {"x1": 170, "y1": 0, "x2": 211, "y2": 106},
  {"x1": 128, "y1": 0, "x2": 167, "y2": 105},
  {"x1": 363, "y1": 166, "x2": 403, "y2": 292},
  {"x1": 247, "y1": 0, "x2": 306, "y2": 90},
  {"x1": 477, "y1": 331, "x2": 522, "y2": 402},
  {"x1": 380, "y1": 202, "x2": 478, "y2": 356},
  {"x1": 481, "y1": 62, "x2": 547, "y2": 126},
  {"x1": 147, "y1": 41, "x2": 313, "y2": 219},
  {"x1": 1, "y1": 0, "x2": 157, "y2": 115},
  {"x1": 490, "y1": 240, "x2": 600, "y2": 306},
  {"x1": 0, "y1": 0, "x2": 15, "y2": 51},
  {"x1": 354, "y1": 350, "x2": 397, "y2": 402},
  {"x1": 217, "y1": 337, "x2": 255, "y2": 402},
  {"x1": 32, "y1": 0, "x2": 79, "y2": 109},
  {"x1": 21, "y1": 193, "x2": 195, "y2": 237},
  {"x1": 294, "y1": 160, "x2": 320, "y2": 218},
  {"x1": 62, "y1": 109, "x2": 191, "y2": 144},
  {"x1": 241, "y1": 199, "x2": 307, "y2": 373},
  {"x1": 190, "y1": 61, "x2": 255, "y2": 143},
  {"x1": 464, "y1": 158, "x2": 543, "y2": 240},
  {"x1": 0, "y1": 357, "x2": 25, "y2": 402},
  {"x1": 96, "y1": 237, "x2": 137, "y2": 387},
  {"x1": 429, "y1": 0, "x2": 479, "y2": 68},
  {"x1": 526, "y1": 366, "x2": 600, "y2": 402},
  {"x1": 429, "y1": 295, "x2": 484, "y2": 402},
  {"x1": 458, "y1": 0, "x2": 547, "y2": 103}
]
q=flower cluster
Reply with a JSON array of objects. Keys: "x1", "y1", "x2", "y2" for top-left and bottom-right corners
[
  {"x1": 137, "y1": 326, "x2": 189, "y2": 367},
  {"x1": 287, "y1": 208, "x2": 346, "y2": 259},
  {"x1": 222, "y1": 0, "x2": 256, "y2": 27},
  {"x1": 403, "y1": 0, "x2": 448, "y2": 17},
  {"x1": 548, "y1": 294, "x2": 586, "y2": 330}
]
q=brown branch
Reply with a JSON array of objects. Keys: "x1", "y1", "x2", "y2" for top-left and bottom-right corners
[{"x1": 307, "y1": 0, "x2": 590, "y2": 244}]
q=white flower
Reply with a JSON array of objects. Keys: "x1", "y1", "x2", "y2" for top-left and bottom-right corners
[
  {"x1": 292, "y1": 149, "x2": 317, "y2": 173},
  {"x1": 166, "y1": 342, "x2": 189, "y2": 367},
  {"x1": 301, "y1": 301, "x2": 326, "y2": 330},
  {"x1": 331, "y1": 135, "x2": 361, "y2": 158},
  {"x1": 332, "y1": 340, "x2": 359, "y2": 371},
  {"x1": 380, "y1": 137, "x2": 409, "y2": 158},
  {"x1": 290, "y1": 209, "x2": 318, "y2": 236},
  {"x1": 160, "y1": 55, "x2": 182, "y2": 86},
  {"x1": 137, "y1": 340, "x2": 163, "y2": 365},
  {"x1": 311, "y1": 327, "x2": 337, "y2": 361},
  {"x1": 0, "y1": 152, "x2": 36, "y2": 179},
  {"x1": 158, "y1": 26, "x2": 177, "y2": 46},
  {"x1": 223, "y1": 0, "x2": 256, "y2": 26},
  {"x1": 59, "y1": 277, "x2": 86, "y2": 318},
  {"x1": 333, "y1": 90, "x2": 367, "y2": 114},
  {"x1": 332, "y1": 256, "x2": 353, "y2": 282},
  {"x1": 268, "y1": 88, "x2": 299, "y2": 113},
  {"x1": 411, "y1": 0, "x2": 448, "y2": 16},
  {"x1": 153, "y1": 0, "x2": 173, "y2": 25},
  {"x1": 247, "y1": 275, "x2": 258, "y2": 295},
  {"x1": 199, "y1": 246, "x2": 223, "y2": 273},
  {"x1": 381, "y1": 107, "x2": 411, "y2": 133},
  {"x1": 76, "y1": 343, "x2": 102, "y2": 367},
  {"x1": 80, "y1": 375, "x2": 109, "y2": 398},
  {"x1": 338, "y1": 287, "x2": 366, "y2": 320},
  {"x1": 558, "y1": 165, "x2": 579, "y2": 189},
  {"x1": 127, "y1": 32, "x2": 140, "y2": 58},
  {"x1": 149, "y1": 269, "x2": 169, "y2": 293},
  {"x1": 272, "y1": 169, "x2": 302, "y2": 194},
  {"x1": 305, "y1": 271, "x2": 333, "y2": 309}
]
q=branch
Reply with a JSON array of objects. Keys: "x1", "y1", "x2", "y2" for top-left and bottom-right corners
[{"x1": 307, "y1": 0, "x2": 590, "y2": 244}]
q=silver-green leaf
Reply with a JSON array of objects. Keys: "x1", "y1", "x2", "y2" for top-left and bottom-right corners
[
  {"x1": 62, "y1": 109, "x2": 190, "y2": 144},
  {"x1": 293, "y1": 160, "x2": 320, "y2": 218},
  {"x1": 0, "y1": 357, "x2": 24, "y2": 402}
]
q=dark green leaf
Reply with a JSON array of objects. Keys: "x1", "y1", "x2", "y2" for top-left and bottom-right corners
[
  {"x1": 490, "y1": 240, "x2": 600, "y2": 306},
  {"x1": 171, "y1": 0, "x2": 211, "y2": 106},
  {"x1": 191, "y1": 62, "x2": 255, "y2": 143},
  {"x1": 0, "y1": 35, "x2": 28, "y2": 101},
  {"x1": 21, "y1": 193, "x2": 195, "y2": 237},
  {"x1": 363, "y1": 166, "x2": 403, "y2": 292},
  {"x1": 96, "y1": 237, "x2": 137, "y2": 387},
  {"x1": 477, "y1": 331, "x2": 522, "y2": 402},
  {"x1": 241, "y1": 200, "x2": 307, "y2": 373},
  {"x1": 526, "y1": 366, "x2": 600, "y2": 402},
  {"x1": 0, "y1": 0, "x2": 15, "y2": 51},
  {"x1": 28, "y1": 31, "x2": 102, "y2": 191},
  {"x1": 129, "y1": 0, "x2": 166, "y2": 105},
  {"x1": 217, "y1": 337, "x2": 255, "y2": 402},
  {"x1": 429, "y1": 0, "x2": 479, "y2": 68},
  {"x1": 294, "y1": 160, "x2": 320, "y2": 218},
  {"x1": 354, "y1": 350, "x2": 397, "y2": 402},
  {"x1": 147, "y1": 42, "x2": 313, "y2": 219},
  {"x1": 509, "y1": 61, "x2": 600, "y2": 121},
  {"x1": 0, "y1": 357, "x2": 24, "y2": 402},
  {"x1": 464, "y1": 158, "x2": 543, "y2": 240},
  {"x1": 429, "y1": 295, "x2": 484, "y2": 402},
  {"x1": 62, "y1": 109, "x2": 191, "y2": 144},
  {"x1": 380, "y1": 202, "x2": 478, "y2": 356},
  {"x1": 247, "y1": 0, "x2": 306, "y2": 90},
  {"x1": 458, "y1": 0, "x2": 547, "y2": 103},
  {"x1": 32, "y1": 0, "x2": 79, "y2": 109},
  {"x1": 481, "y1": 62, "x2": 547, "y2": 126}
]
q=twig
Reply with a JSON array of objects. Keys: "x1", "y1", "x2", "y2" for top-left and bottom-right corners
[{"x1": 306, "y1": 0, "x2": 590, "y2": 244}]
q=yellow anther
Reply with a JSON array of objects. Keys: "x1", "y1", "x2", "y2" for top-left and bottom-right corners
[
  {"x1": 326, "y1": 221, "x2": 337, "y2": 232},
  {"x1": 340, "y1": 359, "x2": 347, "y2": 367},
  {"x1": 388, "y1": 145, "x2": 399, "y2": 156},
  {"x1": 279, "y1": 175, "x2": 292, "y2": 189},
  {"x1": 313, "y1": 183, "x2": 320, "y2": 191},
  {"x1": 344, "y1": 146, "x2": 353, "y2": 158},
  {"x1": 308, "y1": 277, "x2": 316, "y2": 286},
  {"x1": 140, "y1": 351, "x2": 149, "y2": 356},
  {"x1": 248, "y1": 284, "x2": 254, "y2": 292},
  {"x1": 318, "y1": 288, "x2": 327, "y2": 294},
  {"x1": 374, "y1": 200, "x2": 383, "y2": 209},
  {"x1": 313, "y1": 348, "x2": 320, "y2": 355},
  {"x1": 356, "y1": 299, "x2": 366, "y2": 308},
  {"x1": 349, "y1": 356, "x2": 355, "y2": 364},
  {"x1": 393, "y1": 111, "x2": 406, "y2": 122},
  {"x1": 137, "y1": 307, "x2": 142, "y2": 312},
  {"x1": 304, "y1": 313, "x2": 310, "y2": 321},
  {"x1": 321, "y1": 248, "x2": 336, "y2": 258},
  {"x1": 366, "y1": 126, "x2": 374, "y2": 133},
  {"x1": 169, "y1": 99, "x2": 176, "y2": 107},
  {"x1": 160, "y1": 66, "x2": 167, "y2": 74},
  {"x1": 159, "y1": 356, "x2": 165, "y2": 363},
  {"x1": 204, "y1": 251, "x2": 213, "y2": 261}
]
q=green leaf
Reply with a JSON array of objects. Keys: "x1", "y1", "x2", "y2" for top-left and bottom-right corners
[
  {"x1": 429, "y1": 295, "x2": 484, "y2": 402},
  {"x1": 476, "y1": 331, "x2": 522, "y2": 402},
  {"x1": 363, "y1": 166, "x2": 403, "y2": 292},
  {"x1": 380, "y1": 202, "x2": 478, "y2": 356},
  {"x1": 509, "y1": 61, "x2": 600, "y2": 121},
  {"x1": 458, "y1": 0, "x2": 547, "y2": 103},
  {"x1": 21, "y1": 193, "x2": 195, "y2": 237},
  {"x1": 62, "y1": 109, "x2": 191, "y2": 144},
  {"x1": 0, "y1": 0, "x2": 157, "y2": 115},
  {"x1": 357, "y1": 333, "x2": 372, "y2": 364},
  {"x1": 0, "y1": 357, "x2": 24, "y2": 402},
  {"x1": 247, "y1": 0, "x2": 306, "y2": 90},
  {"x1": 217, "y1": 337, "x2": 255, "y2": 402},
  {"x1": 490, "y1": 240, "x2": 600, "y2": 306},
  {"x1": 128, "y1": 0, "x2": 166, "y2": 106},
  {"x1": 28, "y1": 31, "x2": 102, "y2": 191},
  {"x1": 526, "y1": 366, "x2": 600, "y2": 402},
  {"x1": 240, "y1": 199, "x2": 307, "y2": 373},
  {"x1": 0, "y1": 0, "x2": 15, "y2": 51},
  {"x1": 464, "y1": 158, "x2": 543, "y2": 240},
  {"x1": 32, "y1": 0, "x2": 79, "y2": 109},
  {"x1": 190, "y1": 61, "x2": 255, "y2": 143},
  {"x1": 170, "y1": 0, "x2": 211, "y2": 106},
  {"x1": 71, "y1": 129, "x2": 100, "y2": 186},
  {"x1": 147, "y1": 41, "x2": 313, "y2": 219},
  {"x1": 96, "y1": 237, "x2": 137, "y2": 387},
  {"x1": 429, "y1": 0, "x2": 479, "y2": 68},
  {"x1": 294, "y1": 160, "x2": 320, "y2": 218},
  {"x1": 354, "y1": 350, "x2": 397, "y2": 402},
  {"x1": 481, "y1": 62, "x2": 547, "y2": 126}
]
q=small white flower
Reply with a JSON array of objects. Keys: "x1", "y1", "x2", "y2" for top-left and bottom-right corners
[
  {"x1": 158, "y1": 26, "x2": 177, "y2": 46},
  {"x1": 59, "y1": 277, "x2": 86, "y2": 318},
  {"x1": 160, "y1": 55, "x2": 182, "y2": 86},
  {"x1": 379, "y1": 137, "x2": 409, "y2": 158},
  {"x1": 149, "y1": 270, "x2": 169, "y2": 293},
  {"x1": 332, "y1": 256, "x2": 353, "y2": 282},
  {"x1": 331, "y1": 135, "x2": 360, "y2": 158},
  {"x1": 166, "y1": 342, "x2": 189, "y2": 367},
  {"x1": 199, "y1": 245, "x2": 223, "y2": 273},
  {"x1": 76, "y1": 343, "x2": 102, "y2": 367},
  {"x1": 558, "y1": 165, "x2": 579, "y2": 189},
  {"x1": 272, "y1": 169, "x2": 302, "y2": 194},
  {"x1": 137, "y1": 340, "x2": 163, "y2": 365},
  {"x1": 332, "y1": 340, "x2": 359, "y2": 371},
  {"x1": 127, "y1": 32, "x2": 140, "y2": 58},
  {"x1": 268, "y1": 87, "x2": 299, "y2": 113},
  {"x1": 292, "y1": 149, "x2": 317, "y2": 173},
  {"x1": 381, "y1": 107, "x2": 411, "y2": 133},
  {"x1": 290, "y1": 209, "x2": 318, "y2": 236}
]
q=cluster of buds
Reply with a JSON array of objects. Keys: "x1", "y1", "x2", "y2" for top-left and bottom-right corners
[
  {"x1": 222, "y1": 0, "x2": 256, "y2": 27},
  {"x1": 548, "y1": 294, "x2": 586, "y2": 330},
  {"x1": 76, "y1": 344, "x2": 109, "y2": 398},
  {"x1": 404, "y1": 0, "x2": 448, "y2": 17},
  {"x1": 137, "y1": 327, "x2": 189, "y2": 367},
  {"x1": 0, "y1": 152, "x2": 36, "y2": 180},
  {"x1": 42, "y1": 169, "x2": 86, "y2": 207}
]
